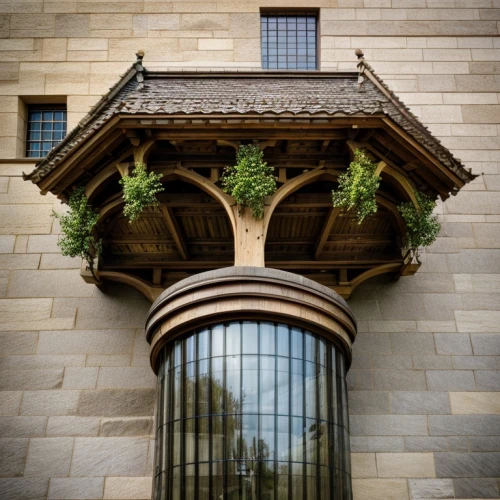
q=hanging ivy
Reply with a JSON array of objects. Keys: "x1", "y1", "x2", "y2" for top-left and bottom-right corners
[
  {"x1": 221, "y1": 144, "x2": 277, "y2": 220},
  {"x1": 398, "y1": 191, "x2": 441, "y2": 249},
  {"x1": 52, "y1": 186, "x2": 101, "y2": 279},
  {"x1": 120, "y1": 163, "x2": 164, "y2": 223},
  {"x1": 331, "y1": 149, "x2": 381, "y2": 224}
]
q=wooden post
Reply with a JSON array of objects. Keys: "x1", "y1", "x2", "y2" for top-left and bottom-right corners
[{"x1": 233, "y1": 206, "x2": 266, "y2": 267}]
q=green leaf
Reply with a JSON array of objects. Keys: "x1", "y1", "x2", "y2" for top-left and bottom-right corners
[
  {"x1": 52, "y1": 186, "x2": 101, "y2": 269},
  {"x1": 221, "y1": 144, "x2": 277, "y2": 220},
  {"x1": 119, "y1": 163, "x2": 165, "y2": 223},
  {"x1": 398, "y1": 191, "x2": 441, "y2": 249},
  {"x1": 331, "y1": 149, "x2": 381, "y2": 224}
]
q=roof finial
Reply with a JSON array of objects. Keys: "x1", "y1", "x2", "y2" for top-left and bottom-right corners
[
  {"x1": 135, "y1": 50, "x2": 145, "y2": 85},
  {"x1": 355, "y1": 49, "x2": 366, "y2": 90}
]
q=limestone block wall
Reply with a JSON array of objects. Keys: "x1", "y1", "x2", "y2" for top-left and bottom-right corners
[{"x1": 0, "y1": 1, "x2": 500, "y2": 499}]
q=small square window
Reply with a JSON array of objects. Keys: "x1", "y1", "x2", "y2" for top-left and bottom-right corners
[
  {"x1": 26, "y1": 105, "x2": 67, "y2": 158},
  {"x1": 261, "y1": 12, "x2": 318, "y2": 71}
]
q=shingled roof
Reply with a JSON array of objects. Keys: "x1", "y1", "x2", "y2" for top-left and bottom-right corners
[{"x1": 25, "y1": 52, "x2": 475, "y2": 186}]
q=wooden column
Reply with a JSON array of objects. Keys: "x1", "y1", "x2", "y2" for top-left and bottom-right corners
[{"x1": 232, "y1": 206, "x2": 266, "y2": 267}]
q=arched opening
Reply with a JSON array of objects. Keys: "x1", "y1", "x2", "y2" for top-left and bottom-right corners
[
  {"x1": 95, "y1": 176, "x2": 235, "y2": 297},
  {"x1": 265, "y1": 175, "x2": 404, "y2": 296}
]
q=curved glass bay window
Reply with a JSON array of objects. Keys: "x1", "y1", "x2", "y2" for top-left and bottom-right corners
[{"x1": 154, "y1": 321, "x2": 351, "y2": 500}]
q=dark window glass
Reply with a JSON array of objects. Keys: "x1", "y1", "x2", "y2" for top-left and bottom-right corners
[
  {"x1": 261, "y1": 12, "x2": 318, "y2": 70},
  {"x1": 26, "y1": 105, "x2": 67, "y2": 158},
  {"x1": 153, "y1": 321, "x2": 352, "y2": 500}
]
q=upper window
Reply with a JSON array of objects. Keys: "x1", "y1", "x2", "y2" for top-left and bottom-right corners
[
  {"x1": 26, "y1": 105, "x2": 67, "y2": 158},
  {"x1": 261, "y1": 12, "x2": 318, "y2": 71}
]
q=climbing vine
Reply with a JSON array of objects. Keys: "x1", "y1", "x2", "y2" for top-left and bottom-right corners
[
  {"x1": 331, "y1": 149, "x2": 381, "y2": 224},
  {"x1": 52, "y1": 186, "x2": 101, "y2": 279},
  {"x1": 120, "y1": 163, "x2": 164, "y2": 223},
  {"x1": 398, "y1": 191, "x2": 441, "y2": 250},
  {"x1": 221, "y1": 144, "x2": 277, "y2": 220}
]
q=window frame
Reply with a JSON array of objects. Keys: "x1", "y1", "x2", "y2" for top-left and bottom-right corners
[
  {"x1": 260, "y1": 9, "x2": 320, "y2": 72},
  {"x1": 25, "y1": 103, "x2": 67, "y2": 159}
]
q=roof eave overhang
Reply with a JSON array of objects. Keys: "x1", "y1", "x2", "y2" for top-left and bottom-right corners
[{"x1": 31, "y1": 111, "x2": 470, "y2": 200}]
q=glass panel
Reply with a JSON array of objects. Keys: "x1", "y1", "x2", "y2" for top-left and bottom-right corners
[
  {"x1": 277, "y1": 357, "x2": 289, "y2": 415},
  {"x1": 277, "y1": 324, "x2": 289, "y2": 358},
  {"x1": 242, "y1": 413, "x2": 258, "y2": 460},
  {"x1": 153, "y1": 321, "x2": 351, "y2": 499},
  {"x1": 226, "y1": 355, "x2": 241, "y2": 414},
  {"x1": 185, "y1": 418, "x2": 195, "y2": 464},
  {"x1": 211, "y1": 356, "x2": 224, "y2": 415},
  {"x1": 226, "y1": 321, "x2": 240, "y2": 355},
  {"x1": 212, "y1": 324, "x2": 224, "y2": 357},
  {"x1": 198, "y1": 417, "x2": 210, "y2": 462},
  {"x1": 260, "y1": 414, "x2": 275, "y2": 461},
  {"x1": 291, "y1": 463, "x2": 304, "y2": 500},
  {"x1": 242, "y1": 355, "x2": 258, "y2": 413},
  {"x1": 291, "y1": 327, "x2": 303, "y2": 359},
  {"x1": 260, "y1": 356, "x2": 275, "y2": 414},
  {"x1": 185, "y1": 464, "x2": 195, "y2": 500},
  {"x1": 277, "y1": 415, "x2": 290, "y2": 461},
  {"x1": 242, "y1": 321, "x2": 258, "y2": 354},
  {"x1": 260, "y1": 321, "x2": 275, "y2": 355},
  {"x1": 213, "y1": 415, "x2": 224, "y2": 461},
  {"x1": 291, "y1": 359, "x2": 303, "y2": 417}
]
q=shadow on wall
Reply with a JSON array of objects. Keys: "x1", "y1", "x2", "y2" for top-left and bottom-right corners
[{"x1": 71, "y1": 281, "x2": 151, "y2": 330}]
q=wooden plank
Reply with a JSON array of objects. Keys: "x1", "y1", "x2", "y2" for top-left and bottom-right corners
[
  {"x1": 315, "y1": 207, "x2": 340, "y2": 259},
  {"x1": 159, "y1": 205, "x2": 190, "y2": 260}
]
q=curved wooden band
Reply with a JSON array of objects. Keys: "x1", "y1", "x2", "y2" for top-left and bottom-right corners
[{"x1": 145, "y1": 267, "x2": 357, "y2": 374}]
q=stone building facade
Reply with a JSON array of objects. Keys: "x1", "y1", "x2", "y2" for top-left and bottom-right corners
[{"x1": 1, "y1": 1, "x2": 500, "y2": 500}]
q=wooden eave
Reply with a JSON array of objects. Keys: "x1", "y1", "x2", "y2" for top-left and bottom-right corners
[{"x1": 38, "y1": 112, "x2": 464, "y2": 201}]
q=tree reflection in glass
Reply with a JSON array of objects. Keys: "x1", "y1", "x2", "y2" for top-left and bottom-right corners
[{"x1": 154, "y1": 321, "x2": 352, "y2": 500}]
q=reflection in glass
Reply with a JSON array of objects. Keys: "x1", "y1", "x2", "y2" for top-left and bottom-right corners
[{"x1": 154, "y1": 321, "x2": 351, "y2": 499}]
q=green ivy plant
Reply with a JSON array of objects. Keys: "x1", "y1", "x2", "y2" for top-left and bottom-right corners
[
  {"x1": 221, "y1": 144, "x2": 277, "y2": 220},
  {"x1": 52, "y1": 186, "x2": 101, "y2": 280},
  {"x1": 332, "y1": 149, "x2": 381, "y2": 224},
  {"x1": 398, "y1": 191, "x2": 441, "y2": 250},
  {"x1": 120, "y1": 163, "x2": 164, "y2": 223}
]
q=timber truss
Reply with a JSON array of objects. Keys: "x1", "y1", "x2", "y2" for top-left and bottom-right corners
[{"x1": 25, "y1": 52, "x2": 475, "y2": 300}]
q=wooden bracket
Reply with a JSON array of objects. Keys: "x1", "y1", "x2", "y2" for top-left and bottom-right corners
[
  {"x1": 160, "y1": 205, "x2": 190, "y2": 261},
  {"x1": 133, "y1": 138, "x2": 156, "y2": 164},
  {"x1": 116, "y1": 163, "x2": 130, "y2": 177},
  {"x1": 375, "y1": 160, "x2": 387, "y2": 177},
  {"x1": 315, "y1": 207, "x2": 340, "y2": 260}
]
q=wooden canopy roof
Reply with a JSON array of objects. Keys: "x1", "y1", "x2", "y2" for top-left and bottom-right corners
[{"x1": 24, "y1": 51, "x2": 475, "y2": 300}]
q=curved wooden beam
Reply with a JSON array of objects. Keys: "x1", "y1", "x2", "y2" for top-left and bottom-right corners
[
  {"x1": 375, "y1": 194, "x2": 406, "y2": 237},
  {"x1": 85, "y1": 164, "x2": 120, "y2": 202},
  {"x1": 98, "y1": 196, "x2": 124, "y2": 223},
  {"x1": 99, "y1": 271, "x2": 162, "y2": 303},
  {"x1": 264, "y1": 166, "x2": 333, "y2": 237},
  {"x1": 171, "y1": 166, "x2": 237, "y2": 238},
  {"x1": 382, "y1": 164, "x2": 419, "y2": 209},
  {"x1": 335, "y1": 262, "x2": 402, "y2": 299},
  {"x1": 350, "y1": 262, "x2": 402, "y2": 290}
]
